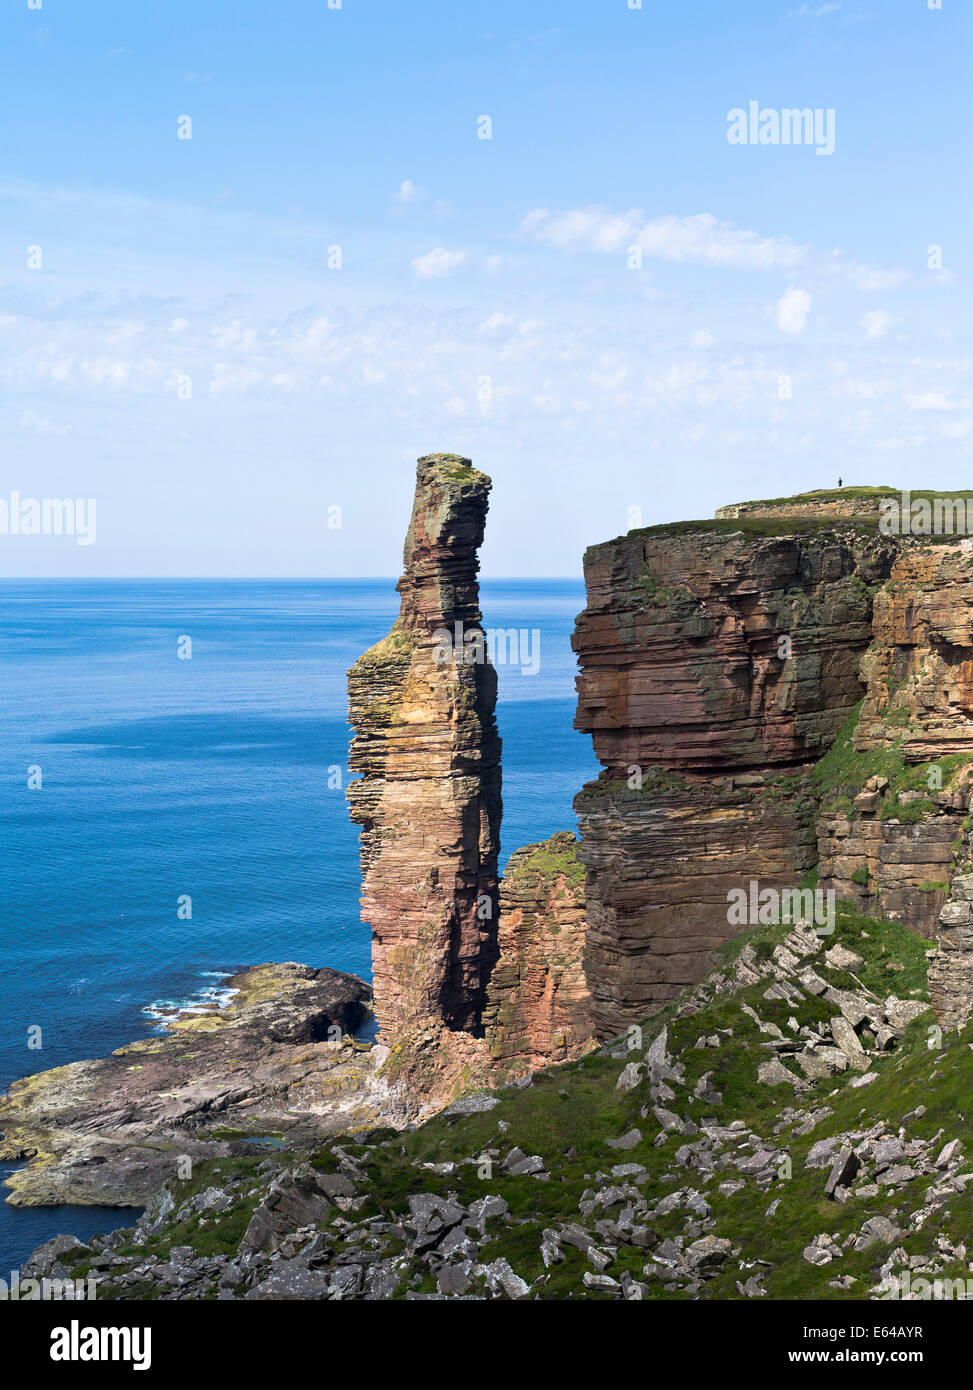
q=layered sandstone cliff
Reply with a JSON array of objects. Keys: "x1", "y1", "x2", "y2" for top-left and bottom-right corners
[
  {"x1": 347, "y1": 456, "x2": 595, "y2": 1094},
  {"x1": 482, "y1": 833, "x2": 593, "y2": 1078},
  {"x1": 816, "y1": 543, "x2": 973, "y2": 935},
  {"x1": 347, "y1": 454, "x2": 502, "y2": 1039},
  {"x1": 715, "y1": 487, "x2": 890, "y2": 525},
  {"x1": 572, "y1": 515, "x2": 900, "y2": 1034}
]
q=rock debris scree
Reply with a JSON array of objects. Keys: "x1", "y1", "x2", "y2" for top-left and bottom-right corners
[{"x1": 347, "y1": 454, "x2": 503, "y2": 1039}]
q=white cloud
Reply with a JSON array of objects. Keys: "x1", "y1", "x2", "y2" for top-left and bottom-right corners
[
  {"x1": 524, "y1": 207, "x2": 806, "y2": 270},
  {"x1": 395, "y1": 180, "x2": 425, "y2": 205},
  {"x1": 524, "y1": 206, "x2": 907, "y2": 288},
  {"x1": 690, "y1": 329, "x2": 716, "y2": 349},
  {"x1": 776, "y1": 287, "x2": 812, "y2": 334},
  {"x1": 209, "y1": 364, "x2": 262, "y2": 395},
  {"x1": 20, "y1": 409, "x2": 70, "y2": 435},
  {"x1": 81, "y1": 358, "x2": 131, "y2": 389},
  {"x1": 479, "y1": 313, "x2": 515, "y2": 334},
  {"x1": 293, "y1": 316, "x2": 336, "y2": 358},
  {"x1": 831, "y1": 377, "x2": 891, "y2": 400},
  {"x1": 834, "y1": 260, "x2": 910, "y2": 291},
  {"x1": 907, "y1": 391, "x2": 968, "y2": 412},
  {"x1": 411, "y1": 247, "x2": 467, "y2": 280},
  {"x1": 211, "y1": 321, "x2": 257, "y2": 351},
  {"x1": 860, "y1": 310, "x2": 897, "y2": 341}
]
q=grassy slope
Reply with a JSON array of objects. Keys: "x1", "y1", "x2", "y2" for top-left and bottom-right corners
[{"x1": 78, "y1": 898, "x2": 970, "y2": 1302}]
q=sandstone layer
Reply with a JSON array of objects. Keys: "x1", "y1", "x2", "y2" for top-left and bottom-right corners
[
  {"x1": 482, "y1": 833, "x2": 594, "y2": 1078},
  {"x1": 572, "y1": 516, "x2": 900, "y2": 1034},
  {"x1": 347, "y1": 454, "x2": 502, "y2": 1038},
  {"x1": 715, "y1": 487, "x2": 890, "y2": 524},
  {"x1": 855, "y1": 542, "x2": 973, "y2": 760},
  {"x1": 814, "y1": 544, "x2": 973, "y2": 940}
]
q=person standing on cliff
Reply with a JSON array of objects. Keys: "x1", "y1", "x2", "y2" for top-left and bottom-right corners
[{"x1": 838, "y1": 477, "x2": 843, "y2": 487}]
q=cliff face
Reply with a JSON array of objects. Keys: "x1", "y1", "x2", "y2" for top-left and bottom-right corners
[
  {"x1": 856, "y1": 544, "x2": 973, "y2": 760},
  {"x1": 573, "y1": 518, "x2": 899, "y2": 1034},
  {"x1": 482, "y1": 833, "x2": 593, "y2": 1078},
  {"x1": 347, "y1": 454, "x2": 502, "y2": 1038},
  {"x1": 813, "y1": 547, "x2": 973, "y2": 937},
  {"x1": 805, "y1": 542, "x2": 973, "y2": 991}
]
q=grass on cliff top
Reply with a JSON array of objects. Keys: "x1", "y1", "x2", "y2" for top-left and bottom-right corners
[
  {"x1": 505, "y1": 832, "x2": 585, "y2": 890},
  {"x1": 729, "y1": 486, "x2": 973, "y2": 510},
  {"x1": 420, "y1": 453, "x2": 483, "y2": 485},
  {"x1": 354, "y1": 619, "x2": 414, "y2": 667},
  {"x1": 726, "y1": 486, "x2": 894, "y2": 508},
  {"x1": 622, "y1": 515, "x2": 885, "y2": 542},
  {"x1": 618, "y1": 488, "x2": 973, "y2": 543}
]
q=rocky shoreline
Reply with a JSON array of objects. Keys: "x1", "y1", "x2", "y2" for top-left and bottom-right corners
[{"x1": 0, "y1": 962, "x2": 376, "y2": 1208}]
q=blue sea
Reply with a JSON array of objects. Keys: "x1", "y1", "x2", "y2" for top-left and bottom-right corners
[{"x1": 0, "y1": 578, "x2": 598, "y2": 1273}]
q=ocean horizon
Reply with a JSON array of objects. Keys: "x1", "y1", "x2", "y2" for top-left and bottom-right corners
[{"x1": 0, "y1": 576, "x2": 599, "y2": 1271}]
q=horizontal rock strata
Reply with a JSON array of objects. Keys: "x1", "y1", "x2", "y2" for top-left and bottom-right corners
[
  {"x1": 816, "y1": 545, "x2": 973, "y2": 939},
  {"x1": 482, "y1": 833, "x2": 594, "y2": 1077},
  {"x1": 715, "y1": 488, "x2": 890, "y2": 525},
  {"x1": 855, "y1": 543, "x2": 973, "y2": 760},
  {"x1": 573, "y1": 518, "x2": 899, "y2": 1034},
  {"x1": 347, "y1": 454, "x2": 502, "y2": 1038}
]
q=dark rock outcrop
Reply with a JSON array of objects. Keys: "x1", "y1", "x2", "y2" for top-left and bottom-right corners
[{"x1": 0, "y1": 964, "x2": 374, "y2": 1207}]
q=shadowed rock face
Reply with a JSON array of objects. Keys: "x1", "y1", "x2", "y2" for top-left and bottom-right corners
[
  {"x1": 347, "y1": 455, "x2": 502, "y2": 1038},
  {"x1": 572, "y1": 521, "x2": 898, "y2": 1034}
]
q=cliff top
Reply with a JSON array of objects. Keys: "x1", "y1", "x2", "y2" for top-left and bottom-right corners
[
  {"x1": 605, "y1": 486, "x2": 973, "y2": 547},
  {"x1": 716, "y1": 486, "x2": 973, "y2": 522}
]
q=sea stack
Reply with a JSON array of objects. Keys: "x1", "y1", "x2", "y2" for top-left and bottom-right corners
[{"x1": 347, "y1": 454, "x2": 502, "y2": 1039}]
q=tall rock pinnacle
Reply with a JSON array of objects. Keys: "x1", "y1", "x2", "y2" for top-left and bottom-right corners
[{"x1": 347, "y1": 454, "x2": 502, "y2": 1039}]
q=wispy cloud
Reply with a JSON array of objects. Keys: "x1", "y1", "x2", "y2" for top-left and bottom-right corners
[
  {"x1": 522, "y1": 206, "x2": 908, "y2": 290},
  {"x1": 860, "y1": 310, "x2": 898, "y2": 341},
  {"x1": 411, "y1": 247, "x2": 467, "y2": 280},
  {"x1": 523, "y1": 208, "x2": 805, "y2": 270}
]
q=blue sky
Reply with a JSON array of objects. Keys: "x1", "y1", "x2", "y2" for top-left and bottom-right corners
[{"x1": 1, "y1": 0, "x2": 970, "y2": 575}]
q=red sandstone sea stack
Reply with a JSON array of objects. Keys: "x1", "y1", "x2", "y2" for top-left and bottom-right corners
[{"x1": 347, "y1": 454, "x2": 502, "y2": 1039}]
